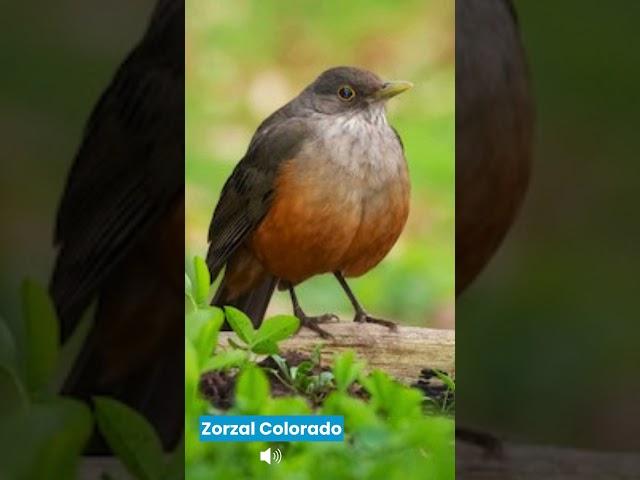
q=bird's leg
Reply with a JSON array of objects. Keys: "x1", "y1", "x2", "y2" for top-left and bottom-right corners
[
  {"x1": 334, "y1": 272, "x2": 397, "y2": 331},
  {"x1": 287, "y1": 283, "x2": 337, "y2": 339}
]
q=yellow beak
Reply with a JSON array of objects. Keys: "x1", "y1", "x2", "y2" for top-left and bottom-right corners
[{"x1": 374, "y1": 80, "x2": 414, "y2": 100}]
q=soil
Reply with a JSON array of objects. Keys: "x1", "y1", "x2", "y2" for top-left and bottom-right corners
[
  {"x1": 412, "y1": 368, "x2": 455, "y2": 406},
  {"x1": 200, "y1": 350, "x2": 316, "y2": 409},
  {"x1": 199, "y1": 370, "x2": 235, "y2": 409},
  {"x1": 200, "y1": 353, "x2": 452, "y2": 411}
]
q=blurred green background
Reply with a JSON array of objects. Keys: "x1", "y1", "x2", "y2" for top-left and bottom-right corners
[
  {"x1": 186, "y1": 0, "x2": 454, "y2": 327},
  {"x1": 458, "y1": 0, "x2": 640, "y2": 450},
  {"x1": 0, "y1": 1, "x2": 155, "y2": 327}
]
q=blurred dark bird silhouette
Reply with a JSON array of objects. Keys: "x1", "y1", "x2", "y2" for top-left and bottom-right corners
[
  {"x1": 456, "y1": 0, "x2": 533, "y2": 294},
  {"x1": 50, "y1": 0, "x2": 184, "y2": 450},
  {"x1": 455, "y1": 0, "x2": 534, "y2": 464}
]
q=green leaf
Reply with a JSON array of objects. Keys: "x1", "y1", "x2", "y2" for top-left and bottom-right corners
[
  {"x1": 186, "y1": 307, "x2": 224, "y2": 362},
  {"x1": 184, "y1": 273, "x2": 193, "y2": 298},
  {"x1": 185, "y1": 274, "x2": 197, "y2": 312},
  {"x1": 270, "y1": 354, "x2": 292, "y2": 383},
  {"x1": 332, "y1": 350, "x2": 364, "y2": 392},
  {"x1": 223, "y1": 307, "x2": 255, "y2": 345},
  {"x1": 21, "y1": 280, "x2": 59, "y2": 396},
  {"x1": 294, "y1": 360, "x2": 314, "y2": 378},
  {"x1": 361, "y1": 370, "x2": 394, "y2": 406},
  {"x1": 362, "y1": 370, "x2": 423, "y2": 421},
  {"x1": 263, "y1": 396, "x2": 311, "y2": 415},
  {"x1": 0, "y1": 318, "x2": 17, "y2": 371},
  {"x1": 252, "y1": 314, "x2": 299, "y2": 350},
  {"x1": 434, "y1": 370, "x2": 456, "y2": 392},
  {"x1": 0, "y1": 363, "x2": 28, "y2": 416},
  {"x1": 94, "y1": 396, "x2": 165, "y2": 480},
  {"x1": 185, "y1": 308, "x2": 212, "y2": 343},
  {"x1": 33, "y1": 399, "x2": 93, "y2": 479},
  {"x1": 201, "y1": 349, "x2": 248, "y2": 372},
  {"x1": 250, "y1": 339, "x2": 279, "y2": 355},
  {"x1": 227, "y1": 337, "x2": 246, "y2": 350},
  {"x1": 185, "y1": 338, "x2": 200, "y2": 419},
  {"x1": 235, "y1": 364, "x2": 269, "y2": 414},
  {"x1": 0, "y1": 398, "x2": 92, "y2": 479},
  {"x1": 192, "y1": 257, "x2": 211, "y2": 306},
  {"x1": 318, "y1": 371, "x2": 335, "y2": 387},
  {"x1": 195, "y1": 309, "x2": 224, "y2": 361},
  {"x1": 322, "y1": 391, "x2": 380, "y2": 431},
  {"x1": 50, "y1": 307, "x2": 94, "y2": 393},
  {"x1": 163, "y1": 436, "x2": 185, "y2": 480},
  {"x1": 388, "y1": 385, "x2": 424, "y2": 421}
]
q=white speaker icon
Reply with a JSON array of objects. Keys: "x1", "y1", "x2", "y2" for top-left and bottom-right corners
[{"x1": 259, "y1": 447, "x2": 282, "y2": 464}]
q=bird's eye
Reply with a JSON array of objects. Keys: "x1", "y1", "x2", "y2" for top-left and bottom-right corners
[{"x1": 337, "y1": 85, "x2": 355, "y2": 102}]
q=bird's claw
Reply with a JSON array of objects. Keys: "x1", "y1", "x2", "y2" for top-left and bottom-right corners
[
  {"x1": 294, "y1": 308, "x2": 337, "y2": 339},
  {"x1": 354, "y1": 311, "x2": 397, "y2": 331}
]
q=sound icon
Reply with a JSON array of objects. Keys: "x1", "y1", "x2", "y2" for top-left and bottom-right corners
[{"x1": 259, "y1": 447, "x2": 283, "y2": 464}]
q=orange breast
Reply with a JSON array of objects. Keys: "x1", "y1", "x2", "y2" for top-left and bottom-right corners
[
  {"x1": 250, "y1": 161, "x2": 361, "y2": 283},
  {"x1": 339, "y1": 178, "x2": 410, "y2": 277},
  {"x1": 250, "y1": 158, "x2": 410, "y2": 284}
]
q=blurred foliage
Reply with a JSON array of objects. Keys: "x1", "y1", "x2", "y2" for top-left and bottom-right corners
[
  {"x1": 185, "y1": 258, "x2": 454, "y2": 480},
  {"x1": 0, "y1": 279, "x2": 183, "y2": 480},
  {"x1": 0, "y1": 0, "x2": 156, "y2": 327},
  {"x1": 186, "y1": 0, "x2": 454, "y2": 326},
  {"x1": 0, "y1": 281, "x2": 93, "y2": 479},
  {"x1": 458, "y1": 1, "x2": 640, "y2": 450}
]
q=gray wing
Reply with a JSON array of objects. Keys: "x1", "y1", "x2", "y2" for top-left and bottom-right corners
[
  {"x1": 391, "y1": 126, "x2": 405, "y2": 152},
  {"x1": 206, "y1": 116, "x2": 310, "y2": 281},
  {"x1": 51, "y1": 25, "x2": 183, "y2": 337}
]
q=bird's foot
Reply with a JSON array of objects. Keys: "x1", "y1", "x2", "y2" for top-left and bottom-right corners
[
  {"x1": 354, "y1": 311, "x2": 397, "y2": 331},
  {"x1": 293, "y1": 307, "x2": 338, "y2": 339}
]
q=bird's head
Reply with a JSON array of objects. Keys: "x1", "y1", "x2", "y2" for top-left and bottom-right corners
[{"x1": 301, "y1": 66, "x2": 413, "y2": 117}]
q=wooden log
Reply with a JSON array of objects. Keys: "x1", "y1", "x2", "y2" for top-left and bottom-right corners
[
  {"x1": 218, "y1": 322, "x2": 455, "y2": 384},
  {"x1": 80, "y1": 323, "x2": 640, "y2": 479},
  {"x1": 79, "y1": 439, "x2": 640, "y2": 479},
  {"x1": 79, "y1": 457, "x2": 130, "y2": 479},
  {"x1": 457, "y1": 437, "x2": 640, "y2": 480}
]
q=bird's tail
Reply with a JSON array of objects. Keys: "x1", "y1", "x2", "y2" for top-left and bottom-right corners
[
  {"x1": 60, "y1": 261, "x2": 184, "y2": 453},
  {"x1": 212, "y1": 275, "x2": 277, "y2": 328}
]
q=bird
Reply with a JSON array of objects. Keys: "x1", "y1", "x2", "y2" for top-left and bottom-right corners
[
  {"x1": 455, "y1": 0, "x2": 534, "y2": 459},
  {"x1": 50, "y1": 0, "x2": 184, "y2": 450},
  {"x1": 206, "y1": 66, "x2": 413, "y2": 336},
  {"x1": 456, "y1": 0, "x2": 533, "y2": 294}
]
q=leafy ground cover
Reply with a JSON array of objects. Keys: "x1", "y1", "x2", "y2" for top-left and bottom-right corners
[
  {"x1": 0, "y1": 258, "x2": 453, "y2": 479},
  {"x1": 185, "y1": 257, "x2": 454, "y2": 480}
]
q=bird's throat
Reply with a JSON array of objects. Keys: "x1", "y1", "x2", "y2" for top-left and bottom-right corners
[{"x1": 308, "y1": 108, "x2": 404, "y2": 185}]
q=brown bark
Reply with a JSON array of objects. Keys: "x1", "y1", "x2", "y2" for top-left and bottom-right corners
[{"x1": 219, "y1": 322, "x2": 456, "y2": 383}]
